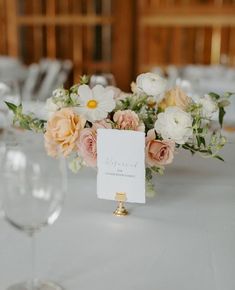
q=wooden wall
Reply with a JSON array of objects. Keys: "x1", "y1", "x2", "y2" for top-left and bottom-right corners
[
  {"x1": 0, "y1": 0, "x2": 134, "y2": 90},
  {"x1": 137, "y1": 0, "x2": 235, "y2": 73},
  {"x1": 1, "y1": 0, "x2": 235, "y2": 90}
]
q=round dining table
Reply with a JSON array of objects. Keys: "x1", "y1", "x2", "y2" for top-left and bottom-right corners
[{"x1": 0, "y1": 131, "x2": 235, "y2": 290}]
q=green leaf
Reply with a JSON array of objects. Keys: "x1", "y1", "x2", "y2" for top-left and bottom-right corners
[
  {"x1": 196, "y1": 135, "x2": 201, "y2": 147},
  {"x1": 214, "y1": 155, "x2": 224, "y2": 162},
  {"x1": 209, "y1": 92, "x2": 220, "y2": 100},
  {"x1": 182, "y1": 144, "x2": 196, "y2": 155},
  {"x1": 199, "y1": 149, "x2": 209, "y2": 153},
  {"x1": 5, "y1": 101, "x2": 17, "y2": 113},
  {"x1": 219, "y1": 107, "x2": 226, "y2": 127},
  {"x1": 207, "y1": 148, "x2": 213, "y2": 155},
  {"x1": 197, "y1": 128, "x2": 203, "y2": 134},
  {"x1": 19, "y1": 120, "x2": 31, "y2": 130},
  {"x1": 79, "y1": 75, "x2": 89, "y2": 85},
  {"x1": 224, "y1": 92, "x2": 234, "y2": 98},
  {"x1": 145, "y1": 168, "x2": 152, "y2": 181},
  {"x1": 200, "y1": 136, "x2": 206, "y2": 147}
]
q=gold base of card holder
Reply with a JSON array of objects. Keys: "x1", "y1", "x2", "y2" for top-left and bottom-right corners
[{"x1": 113, "y1": 192, "x2": 128, "y2": 216}]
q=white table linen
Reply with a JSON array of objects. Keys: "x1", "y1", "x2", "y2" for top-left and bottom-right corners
[{"x1": 0, "y1": 133, "x2": 235, "y2": 290}]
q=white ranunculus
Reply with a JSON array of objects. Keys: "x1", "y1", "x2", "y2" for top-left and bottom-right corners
[
  {"x1": 76, "y1": 84, "x2": 115, "y2": 122},
  {"x1": 136, "y1": 72, "x2": 167, "y2": 102},
  {"x1": 154, "y1": 106, "x2": 193, "y2": 145},
  {"x1": 198, "y1": 94, "x2": 218, "y2": 119},
  {"x1": 45, "y1": 97, "x2": 60, "y2": 113}
]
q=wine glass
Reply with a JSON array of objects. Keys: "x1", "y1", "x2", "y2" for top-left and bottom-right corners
[
  {"x1": 0, "y1": 139, "x2": 67, "y2": 290},
  {"x1": 0, "y1": 80, "x2": 21, "y2": 133},
  {"x1": 89, "y1": 73, "x2": 116, "y2": 88}
]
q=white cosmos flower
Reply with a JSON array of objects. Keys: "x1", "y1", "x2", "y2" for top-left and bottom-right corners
[
  {"x1": 198, "y1": 94, "x2": 218, "y2": 119},
  {"x1": 76, "y1": 84, "x2": 115, "y2": 122},
  {"x1": 154, "y1": 106, "x2": 193, "y2": 145},
  {"x1": 136, "y1": 72, "x2": 167, "y2": 102}
]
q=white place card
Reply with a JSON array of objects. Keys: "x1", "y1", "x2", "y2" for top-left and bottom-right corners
[{"x1": 97, "y1": 129, "x2": 145, "y2": 203}]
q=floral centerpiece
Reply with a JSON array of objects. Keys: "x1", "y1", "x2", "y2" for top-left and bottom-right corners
[{"x1": 5, "y1": 73, "x2": 232, "y2": 193}]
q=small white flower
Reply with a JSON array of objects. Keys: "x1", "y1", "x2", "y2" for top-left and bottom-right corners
[
  {"x1": 136, "y1": 72, "x2": 167, "y2": 102},
  {"x1": 76, "y1": 84, "x2": 115, "y2": 122},
  {"x1": 68, "y1": 156, "x2": 83, "y2": 173},
  {"x1": 155, "y1": 106, "x2": 193, "y2": 144},
  {"x1": 46, "y1": 88, "x2": 70, "y2": 115},
  {"x1": 52, "y1": 88, "x2": 67, "y2": 99},
  {"x1": 198, "y1": 94, "x2": 218, "y2": 119}
]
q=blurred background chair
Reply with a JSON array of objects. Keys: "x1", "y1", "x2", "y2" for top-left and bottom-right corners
[{"x1": 22, "y1": 59, "x2": 73, "y2": 101}]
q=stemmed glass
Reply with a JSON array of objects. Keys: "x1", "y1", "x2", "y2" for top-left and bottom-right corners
[
  {"x1": 89, "y1": 73, "x2": 116, "y2": 88},
  {"x1": 0, "y1": 80, "x2": 21, "y2": 133},
  {"x1": 0, "y1": 138, "x2": 67, "y2": 290}
]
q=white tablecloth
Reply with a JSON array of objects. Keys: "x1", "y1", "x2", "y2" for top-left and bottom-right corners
[{"x1": 0, "y1": 133, "x2": 235, "y2": 290}]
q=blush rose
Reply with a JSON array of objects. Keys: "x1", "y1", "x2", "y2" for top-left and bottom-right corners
[
  {"x1": 78, "y1": 120, "x2": 111, "y2": 167},
  {"x1": 145, "y1": 129, "x2": 175, "y2": 166}
]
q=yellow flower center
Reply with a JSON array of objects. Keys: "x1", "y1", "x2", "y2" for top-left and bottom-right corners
[{"x1": 87, "y1": 99, "x2": 98, "y2": 109}]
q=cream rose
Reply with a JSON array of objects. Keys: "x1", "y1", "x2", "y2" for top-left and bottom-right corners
[
  {"x1": 154, "y1": 106, "x2": 193, "y2": 144},
  {"x1": 146, "y1": 129, "x2": 175, "y2": 166},
  {"x1": 113, "y1": 110, "x2": 145, "y2": 131},
  {"x1": 136, "y1": 72, "x2": 167, "y2": 102},
  {"x1": 44, "y1": 108, "x2": 86, "y2": 157},
  {"x1": 159, "y1": 86, "x2": 191, "y2": 111}
]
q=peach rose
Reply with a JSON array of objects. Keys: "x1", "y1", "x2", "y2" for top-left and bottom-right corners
[
  {"x1": 159, "y1": 86, "x2": 191, "y2": 111},
  {"x1": 145, "y1": 129, "x2": 175, "y2": 166},
  {"x1": 113, "y1": 110, "x2": 145, "y2": 131},
  {"x1": 44, "y1": 108, "x2": 86, "y2": 157},
  {"x1": 78, "y1": 121, "x2": 110, "y2": 167}
]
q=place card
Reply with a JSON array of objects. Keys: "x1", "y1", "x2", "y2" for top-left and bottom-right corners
[{"x1": 97, "y1": 129, "x2": 145, "y2": 203}]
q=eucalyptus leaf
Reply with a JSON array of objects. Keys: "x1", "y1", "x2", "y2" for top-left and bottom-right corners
[
  {"x1": 5, "y1": 101, "x2": 17, "y2": 113},
  {"x1": 214, "y1": 155, "x2": 224, "y2": 162},
  {"x1": 224, "y1": 92, "x2": 234, "y2": 98},
  {"x1": 209, "y1": 92, "x2": 220, "y2": 100},
  {"x1": 219, "y1": 107, "x2": 226, "y2": 127}
]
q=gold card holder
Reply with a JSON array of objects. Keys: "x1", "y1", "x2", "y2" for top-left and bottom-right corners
[{"x1": 113, "y1": 192, "x2": 128, "y2": 216}]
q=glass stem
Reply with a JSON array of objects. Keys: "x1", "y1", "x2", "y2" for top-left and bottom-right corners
[{"x1": 29, "y1": 232, "x2": 36, "y2": 290}]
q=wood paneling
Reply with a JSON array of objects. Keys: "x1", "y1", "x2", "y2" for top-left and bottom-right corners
[
  {"x1": 1, "y1": 0, "x2": 235, "y2": 89},
  {"x1": 137, "y1": 0, "x2": 235, "y2": 73},
  {"x1": 6, "y1": 0, "x2": 18, "y2": 57},
  {"x1": 0, "y1": 0, "x2": 7, "y2": 53},
  {"x1": 0, "y1": 0, "x2": 133, "y2": 90}
]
